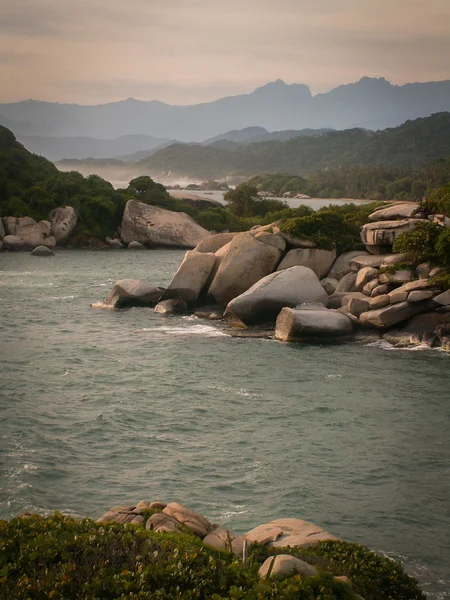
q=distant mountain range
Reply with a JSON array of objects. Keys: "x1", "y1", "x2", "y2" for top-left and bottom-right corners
[
  {"x1": 55, "y1": 113, "x2": 450, "y2": 183},
  {"x1": 2, "y1": 76, "x2": 450, "y2": 157}
]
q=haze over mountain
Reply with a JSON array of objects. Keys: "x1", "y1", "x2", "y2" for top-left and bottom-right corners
[{"x1": 2, "y1": 77, "x2": 450, "y2": 151}]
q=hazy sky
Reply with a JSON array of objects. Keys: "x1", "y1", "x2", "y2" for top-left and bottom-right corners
[{"x1": 1, "y1": 0, "x2": 449, "y2": 105}]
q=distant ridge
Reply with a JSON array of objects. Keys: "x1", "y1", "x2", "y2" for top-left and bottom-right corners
[{"x1": 2, "y1": 77, "x2": 450, "y2": 143}]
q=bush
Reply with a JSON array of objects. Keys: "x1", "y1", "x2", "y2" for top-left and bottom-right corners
[
  {"x1": 0, "y1": 514, "x2": 424, "y2": 600},
  {"x1": 280, "y1": 211, "x2": 363, "y2": 253},
  {"x1": 392, "y1": 221, "x2": 443, "y2": 264}
]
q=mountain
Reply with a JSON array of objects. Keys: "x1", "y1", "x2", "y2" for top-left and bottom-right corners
[
  {"x1": 2, "y1": 77, "x2": 450, "y2": 142},
  {"x1": 129, "y1": 113, "x2": 450, "y2": 180},
  {"x1": 202, "y1": 126, "x2": 333, "y2": 146},
  {"x1": 15, "y1": 134, "x2": 170, "y2": 161}
]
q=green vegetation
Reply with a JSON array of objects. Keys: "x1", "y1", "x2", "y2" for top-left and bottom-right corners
[
  {"x1": 393, "y1": 221, "x2": 450, "y2": 270},
  {"x1": 137, "y1": 113, "x2": 450, "y2": 180},
  {"x1": 0, "y1": 513, "x2": 424, "y2": 600},
  {"x1": 224, "y1": 184, "x2": 287, "y2": 218}
]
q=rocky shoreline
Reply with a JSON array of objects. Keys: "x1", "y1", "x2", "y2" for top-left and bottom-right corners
[{"x1": 95, "y1": 201, "x2": 450, "y2": 351}]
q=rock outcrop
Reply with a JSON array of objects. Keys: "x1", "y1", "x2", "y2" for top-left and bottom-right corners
[
  {"x1": 225, "y1": 266, "x2": 329, "y2": 325},
  {"x1": 48, "y1": 206, "x2": 77, "y2": 243},
  {"x1": 2, "y1": 235, "x2": 27, "y2": 251},
  {"x1": 360, "y1": 218, "x2": 425, "y2": 249},
  {"x1": 3, "y1": 216, "x2": 55, "y2": 248},
  {"x1": 259, "y1": 555, "x2": 318, "y2": 579},
  {"x1": 120, "y1": 200, "x2": 210, "y2": 248},
  {"x1": 194, "y1": 232, "x2": 238, "y2": 253},
  {"x1": 368, "y1": 203, "x2": 419, "y2": 221}
]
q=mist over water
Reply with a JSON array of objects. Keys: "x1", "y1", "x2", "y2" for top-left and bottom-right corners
[{"x1": 1, "y1": 250, "x2": 449, "y2": 598}]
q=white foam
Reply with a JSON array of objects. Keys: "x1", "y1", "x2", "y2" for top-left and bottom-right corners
[
  {"x1": 50, "y1": 295, "x2": 75, "y2": 301},
  {"x1": 366, "y1": 340, "x2": 444, "y2": 353},
  {"x1": 141, "y1": 324, "x2": 228, "y2": 337}
]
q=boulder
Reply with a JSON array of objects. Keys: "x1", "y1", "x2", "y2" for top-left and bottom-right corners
[
  {"x1": 362, "y1": 279, "x2": 379, "y2": 296},
  {"x1": 379, "y1": 269, "x2": 414, "y2": 285},
  {"x1": 355, "y1": 267, "x2": 379, "y2": 291},
  {"x1": 361, "y1": 219, "x2": 426, "y2": 247},
  {"x1": 347, "y1": 296, "x2": 371, "y2": 318},
  {"x1": 194, "y1": 232, "x2": 238, "y2": 253},
  {"x1": 380, "y1": 253, "x2": 414, "y2": 267},
  {"x1": 2, "y1": 235, "x2": 27, "y2": 251},
  {"x1": 328, "y1": 251, "x2": 369, "y2": 280},
  {"x1": 275, "y1": 304, "x2": 354, "y2": 341},
  {"x1": 359, "y1": 301, "x2": 430, "y2": 328},
  {"x1": 273, "y1": 228, "x2": 317, "y2": 249},
  {"x1": 277, "y1": 247, "x2": 336, "y2": 279},
  {"x1": 106, "y1": 279, "x2": 164, "y2": 308},
  {"x1": 388, "y1": 289, "x2": 409, "y2": 304},
  {"x1": 208, "y1": 232, "x2": 283, "y2": 305},
  {"x1": 121, "y1": 200, "x2": 210, "y2": 248},
  {"x1": 430, "y1": 267, "x2": 442, "y2": 277},
  {"x1": 328, "y1": 291, "x2": 368, "y2": 309},
  {"x1": 128, "y1": 240, "x2": 145, "y2": 250},
  {"x1": 248, "y1": 518, "x2": 338, "y2": 549},
  {"x1": 154, "y1": 299, "x2": 188, "y2": 314},
  {"x1": 383, "y1": 312, "x2": 450, "y2": 347},
  {"x1": 146, "y1": 513, "x2": 181, "y2": 533},
  {"x1": 254, "y1": 230, "x2": 286, "y2": 251},
  {"x1": 106, "y1": 238, "x2": 124, "y2": 249},
  {"x1": 194, "y1": 305, "x2": 224, "y2": 320},
  {"x1": 161, "y1": 250, "x2": 216, "y2": 303},
  {"x1": 369, "y1": 294, "x2": 390, "y2": 309},
  {"x1": 335, "y1": 272, "x2": 357, "y2": 293},
  {"x1": 30, "y1": 245, "x2": 54, "y2": 257},
  {"x1": 320, "y1": 277, "x2": 339, "y2": 295},
  {"x1": 368, "y1": 203, "x2": 419, "y2": 221},
  {"x1": 371, "y1": 284, "x2": 390, "y2": 297},
  {"x1": 259, "y1": 555, "x2": 318, "y2": 579},
  {"x1": 3, "y1": 217, "x2": 54, "y2": 248},
  {"x1": 416, "y1": 263, "x2": 431, "y2": 279},
  {"x1": 48, "y1": 206, "x2": 77, "y2": 243},
  {"x1": 398, "y1": 278, "x2": 435, "y2": 293},
  {"x1": 407, "y1": 290, "x2": 436, "y2": 302},
  {"x1": 162, "y1": 502, "x2": 212, "y2": 537},
  {"x1": 433, "y1": 290, "x2": 450, "y2": 306},
  {"x1": 225, "y1": 266, "x2": 329, "y2": 325},
  {"x1": 349, "y1": 255, "x2": 385, "y2": 271},
  {"x1": 96, "y1": 505, "x2": 144, "y2": 526},
  {"x1": 0, "y1": 218, "x2": 5, "y2": 239},
  {"x1": 203, "y1": 526, "x2": 247, "y2": 555}
]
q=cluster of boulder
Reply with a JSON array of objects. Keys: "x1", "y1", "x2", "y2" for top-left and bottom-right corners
[
  {"x1": 0, "y1": 207, "x2": 77, "y2": 254},
  {"x1": 96, "y1": 500, "x2": 360, "y2": 590},
  {"x1": 102, "y1": 202, "x2": 450, "y2": 350}
]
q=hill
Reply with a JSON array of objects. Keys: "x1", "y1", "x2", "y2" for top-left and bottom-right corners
[
  {"x1": 2, "y1": 77, "x2": 450, "y2": 142},
  {"x1": 133, "y1": 113, "x2": 450, "y2": 180}
]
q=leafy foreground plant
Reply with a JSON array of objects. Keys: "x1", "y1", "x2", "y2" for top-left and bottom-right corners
[{"x1": 0, "y1": 514, "x2": 425, "y2": 600}]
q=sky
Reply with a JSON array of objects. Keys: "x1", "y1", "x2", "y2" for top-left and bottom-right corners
[{"x1": 0, "y1": 0, "x2": 450, "y2": 105}]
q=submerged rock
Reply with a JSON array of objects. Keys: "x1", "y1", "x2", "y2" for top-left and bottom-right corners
[
  {"x1": 154, "y1": 299, "x2": 188, "y2": 314},
  {"x1": 127, "y1": 240, "x2": 145, "y2": 250},
  {"x1": 225, "y1": 266, "x2": 329, "y2": 325},
  {"x1": 106, "y1": 279, "x2": 164, "y2": 308},
  {"x1": 30, "y1": 245, "x2": 54, "y2": 257}
]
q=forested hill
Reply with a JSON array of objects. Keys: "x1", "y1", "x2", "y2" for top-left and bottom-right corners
[{"x1": 135, "y1": 113, "x2": 450, "y2": 180}]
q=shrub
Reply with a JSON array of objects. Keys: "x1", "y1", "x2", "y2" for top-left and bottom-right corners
[
  {"x1": 280, "y1": 211, "x2": 363, "y2": 253},
  {"x1": 0, "y1": 514, "x2": 425, "y2": 600},
  {"x1": 393, "y1": 221, "x2": 444, "y2": 265}
]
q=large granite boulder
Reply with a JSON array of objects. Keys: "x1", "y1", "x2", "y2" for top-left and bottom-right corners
[
  {"x1": 383, "y1": 312, "x2": 450, "y2": 346},
  {"x1": 328, "y1": 250, "x2": 369, "y2": 280},
  {"x1": 194, "y1": 232, "x2": 239, "y2": 253},
  {"x1": 359, "y1": 301, "x2": 430, "y2": 328},
  {"x1": 120, "y1": 200, "x2": 210, "y2": 248},
  {"x1": 208, "y1": 232, "x2": 283, "y2": 305},
  {"x1": 48, "y1": 206, "x2": 77, "y2": 243},
  {"x1": 275, "y1": 304, "x2": 354, "y2": 341},
  {"x1": 3, "y1": 216, "x2": 55, "y2": 248},
  {"x1": 225, "y1": 266, "x2": 329, "y2": 325},
  {"x1": 360, "y1": 218, "x2": 426, "y2": 248},
  {"x1": 162, "y1": 502, "x2": 212, "y2": 537},
  {"x1": 335, "y1": 272, "x2": 357, "y2": 293},
  {"x1": 355, "y1": 267, "x2": 378, "y2": 291},
  {"x1": 368, "y1": 203, "x2": 419, "y2": 221},
  {"x1": 277, "y1": 247, "x2": 336, "y2": 279},
  {"x1": 2, "y1": 235, "x2": 27, "y2": 251},
  {"x1": 349, "y1": 254, "x2": 385, "y2": 271},
  {"x1": 105, "y1": 279, "x2": 164, "y2": 308},
  {"x1": 161, "y1": 250, "x2": 216, "y2": 303}
]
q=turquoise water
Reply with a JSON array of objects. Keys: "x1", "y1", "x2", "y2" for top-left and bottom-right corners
[{"x1": 0, "y1": 250, "x2": 449, "y2": 598}]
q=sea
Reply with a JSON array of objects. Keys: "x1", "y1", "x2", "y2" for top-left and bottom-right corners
[{"x1": 1, "y1": 226, "x2": 449, "y2": 597}]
